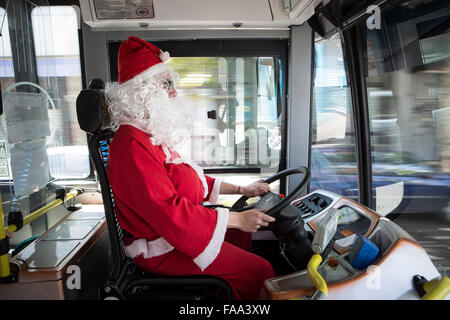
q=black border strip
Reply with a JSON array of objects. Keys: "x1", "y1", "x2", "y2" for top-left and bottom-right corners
[
  {"x1": 108, "y1": 39, "x2": 286, "y2": 82},
  {"x1": 341, "y1": 26, "x2": 373, "y2": 209}
]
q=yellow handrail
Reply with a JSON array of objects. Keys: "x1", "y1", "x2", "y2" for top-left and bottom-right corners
[
  {"x1": 6, "y1": 189, "x2": 80, "y2": 233},
  {"x1": 0, "y1": 189, "x2": 80, "y2": 280},
  {"x1": 307, "y1": 253, "x2": 328, "y2": 296},
  {"x1": 0, "y1": 193, "x2": 10, "y2": 278},
  {"x1": 423, "y1": 276, "x2": 450, "y2": 300}
]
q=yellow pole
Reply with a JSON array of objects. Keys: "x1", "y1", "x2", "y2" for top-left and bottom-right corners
[
  {"x1": 423, "y1": 278, "x2": 439, "y2": 293},
  {"x1": 0, "y1": 192, "x2": 11, "y2": 278},
  {"x1": 423, "y1": 276, "x2": 450, "y2": 300},
  {"x1": 307, "y1": 254, "x2": 328, "y2": 296},
  {"x1": 5, "y1": 189, "x2": 79, "y2": 233},
  {"x1": 1, "y1": 188, "x2": 80, "y2": 279}
]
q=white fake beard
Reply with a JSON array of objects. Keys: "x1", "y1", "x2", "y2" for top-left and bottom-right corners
[{"x1": 105, "y1": 80, "x2": 199, "y2": 160}]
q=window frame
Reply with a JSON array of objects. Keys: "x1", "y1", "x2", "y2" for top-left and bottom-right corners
[
  {"x1": 0, "y1": 1, "x2": 93, "y2": 182},
  {"x1": 341, "y1": 26, "x2": 374, "y2": 209},
  {"x1": 362, "y1": 0, "x2": 450, "y2": 215},
  {"x1": 107, "y1": 39, "x2": 289, "y2": 177},
  {"x1": 12, "y1": 1, "x2": 93, "y2": 181},
  {"x1": 337, "y1": 0, "x2": 450, "y2": 210},
  {"x1": 30, "y1": 3, "x2": 92, "y2": 181}
]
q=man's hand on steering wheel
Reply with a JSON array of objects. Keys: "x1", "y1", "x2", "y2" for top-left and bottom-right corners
[
  {"x1": 225, "y1": 167, "x2": 310, "y2": 233},
  {"x1": 228, "y1": 209, "x2": 276, "y2": 233},
  {"x1": 230, "y1": 167, "x2": 311, "y2": 232},
  {"x1": 241, "y1": 179, "x2": 272, "y2": 197}
]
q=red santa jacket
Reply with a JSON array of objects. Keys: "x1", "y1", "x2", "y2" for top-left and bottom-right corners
[{"x1": 107, "y1": 124, "x2": 228, "y2": 271}]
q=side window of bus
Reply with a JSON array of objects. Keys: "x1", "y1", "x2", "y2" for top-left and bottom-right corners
[
  {"x1": 0, "y1": 4, "x2": 88, "y2": 242},
  {"x1": 31, "y1": 6, "x2": 89, "y2": 179},
  {"x1": 310, "y1": 34, "x2": 358, "y2": 201},
  {"x1": 0, "y1": 8, "x2": 13, "y2": 93},
  {"x1": 364, "y1": 0, "x2": 450, "y2": 215},
  {"x1": 166, "y1": 57, "x2": 282, "y2": 204}
]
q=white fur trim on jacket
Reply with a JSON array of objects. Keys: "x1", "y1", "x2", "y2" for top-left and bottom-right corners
[
  {"x1": 193, "y1": 207, "x2": 230, "y2": 271},
  {"x1": 161, "y1": 144, "x2": 209, "y2": 199},
  {"x1": 207, "y1": 178, "x2": 222, "y2": 205},
  {"x1": 124, "y1": 237, "x2": 174, "y2": 259},
  {"x1": 123, "y1": 208, "x2": 229, "y2": 270},
  {"x1": 117, "y1": 121, "x2": 209, "y2": 199}
]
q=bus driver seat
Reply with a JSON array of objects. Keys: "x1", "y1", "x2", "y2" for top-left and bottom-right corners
[{"x1": 76, "y1": 79, "x2": 232, "y2": 300}]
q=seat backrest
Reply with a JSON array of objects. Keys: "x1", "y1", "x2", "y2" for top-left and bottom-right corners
[{"x1": 76, "y1": 82, "x2": 126, "y2": 280}]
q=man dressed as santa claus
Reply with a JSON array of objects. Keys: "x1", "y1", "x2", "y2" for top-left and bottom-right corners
[{"x1": 105, "y1": 36, "x2": 276, "y2": 300}]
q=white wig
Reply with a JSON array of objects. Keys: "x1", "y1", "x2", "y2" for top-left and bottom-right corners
[{"x1": 104, "y1": 65, "x2": 197, "y2": 152}]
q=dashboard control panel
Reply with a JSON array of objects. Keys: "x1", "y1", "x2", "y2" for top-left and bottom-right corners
[{"x1": 292, "y1": 193, "x2": 333, "y2": 218}]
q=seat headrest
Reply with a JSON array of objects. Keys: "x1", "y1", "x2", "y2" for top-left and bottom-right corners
[{"x1": 76, "y1": 88, "x2": 111, "y2": 134}]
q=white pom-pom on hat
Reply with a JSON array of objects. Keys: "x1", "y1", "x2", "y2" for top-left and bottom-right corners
[{"x1": 159, "y1": 51, "x2": 170, "y2": 62}]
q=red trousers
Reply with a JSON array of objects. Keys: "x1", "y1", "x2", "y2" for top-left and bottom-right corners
[{"x1": 133, "y1": 229, "x2": 275, "y2": 299}]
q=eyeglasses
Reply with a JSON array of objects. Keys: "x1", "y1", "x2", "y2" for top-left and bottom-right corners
[{"x1": 161, "y1": 78, "x2": 175, "y2": 91}]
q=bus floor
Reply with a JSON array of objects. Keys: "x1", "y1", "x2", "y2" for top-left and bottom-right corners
[{"x1": 394, "y1": 210, "x2": 450, "y2": 277}]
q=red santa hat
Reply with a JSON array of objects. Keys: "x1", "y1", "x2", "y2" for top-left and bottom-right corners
[{"x1": 118, "y1": 36, "x2": 170, "y2": 84}]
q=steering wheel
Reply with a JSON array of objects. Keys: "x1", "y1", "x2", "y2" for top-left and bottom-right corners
[{"x1": 230, "y1": 167, "x2": 311, "y2": 223}]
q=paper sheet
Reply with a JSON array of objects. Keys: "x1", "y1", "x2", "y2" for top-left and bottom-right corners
[
  {"x1": 3, "y1": 91, "x2": 51, "y2": 144},
  {"x1": 10, "y1": 138, "x2": 50, "y2": 197},
  {"x1": 375, "y1": 181, "x2": 404, "y2": 216},
  {"x1": 335, "y1": 234, "x2": 357, "y2": 247}
]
